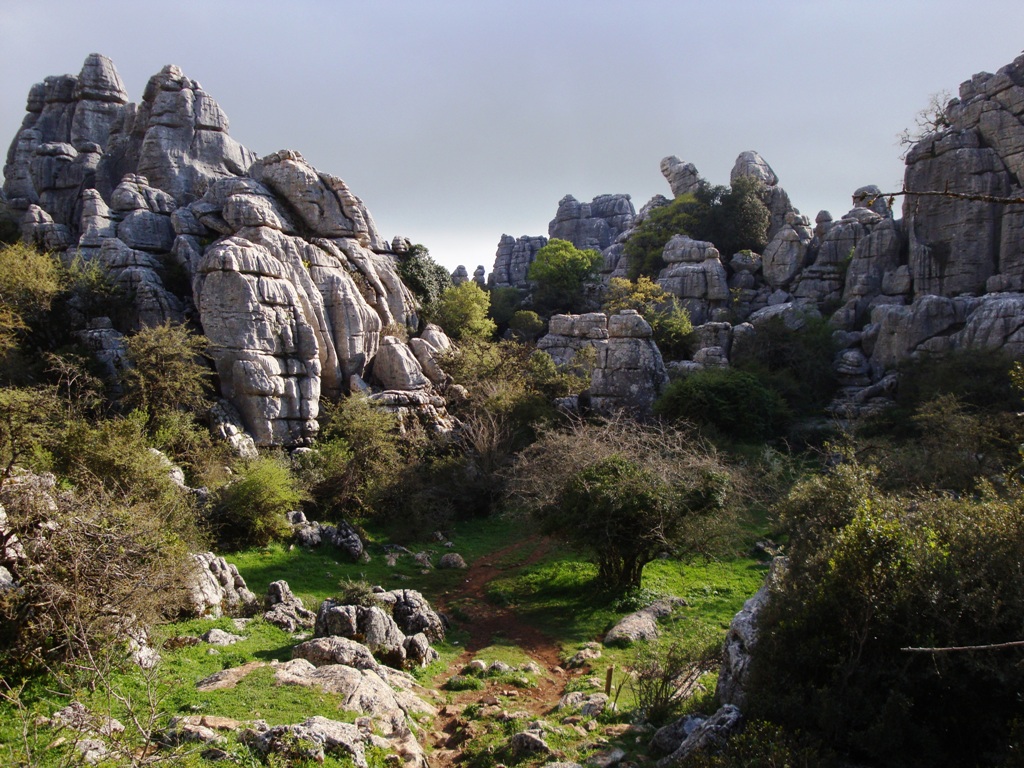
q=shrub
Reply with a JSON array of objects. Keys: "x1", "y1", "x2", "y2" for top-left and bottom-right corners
[
  {"x1": 336, "y1": 578, "x2": 379, "y2": 607},
  {"x1": 526, "y1": 238, "x2": 602, "y2": 313},
  {"x1": 56, "y1": 411, "x2": 193, "y2": 508},
  {"x1": 396, "y1": 244, "x2": 452, "y2": 312},
  {"x1": 730, "y1": 314, "x2": 838, "y2": 414},
  {"x1": 313, "y1": 395, "x2": 412, "y2": 520},
  {"x1": 748, "y1": 459, "x2": 1024, "y2": 767},
  {"x1": 120, "y1": 321, "x2": 212, "y2": 427},
  {"x1": 429, "y1": 281, "x2": 496, "y2": 341},
  {"x1": 508, "y1": 310, "x2": 545, "y2": 342},
  {"x1": 0, "y1": 242, "x2": 62, "y2": 357},
  {"x1": 0, "y1": 475, "x2": 202, "y2": 667},
  {"x1": 508, "y1": 419, "x2": 737, "y2": 590},
  {"x1": 627, "y1": 629, "x2": 721, "y2": 724},
  {"x1": 682, "y1": 721, "x2": 836, "y2": 768},
  {"x1": 603, "y1": 277, "x2": 693, "y2": 359},
  {"x1": 445, "y1": 674, "x2": 485, "y2": 691},
  {"x1": 212, "y1": 456, "x2": 303, "y2": 549},
  {"x1": 487, "y1": 286, "x2": 524, "y2": 328},
  {"x1": 624, "y1": 179, "x2": 770, "y2": 280},
  {"x1": 861, "y1": 394, "x2": 1011, "y2": 493},
  {"x1": 655, "y1": 368, "x2": 789, "y2": 442}
]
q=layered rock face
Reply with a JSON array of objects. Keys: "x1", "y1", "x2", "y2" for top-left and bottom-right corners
[
  {"x1": 4, "y1": 55, "x2": 445, "y2": 446},
  {"x1": 536, "y1": 310, "x2": 667, "y2": 416},
  {"x1": 509, "y1": 52, "x2": 1024, "y2": 416},
  {"x1": 487, "y1": 193, "x2": 636, "y2": 293}
]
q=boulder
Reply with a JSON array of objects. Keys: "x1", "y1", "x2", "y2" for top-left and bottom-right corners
[
  {"x1": 314, "y1": 601, "x2": 407, "y2": 665},
  {"x1": 377, "y1": 588, "x2": 446, "y2": 642},
  {"x1": 263, "y1": 579, "x2": 316, "y2": 632},
  {"x1": 603, "y1": 598, "x2": 687, "y2": 647},
  {"x1": 240, "y1": 717, "x2": 368, "y2": 767},
  {"x1": 372, "y1": 336, "x2": 430, "y2": 391},
  {"x1": 188, "y1": 552, "x2": 257, "y2": 618},
  {"x1": 655, "y1": 705, "x2": 743, "y2": 767},
  {"x1": 293, "y1": 636, "x2": 379, "y2": 670},
  {"x1": 716, "y1": 559, "x2": 786, "y2": 709}
]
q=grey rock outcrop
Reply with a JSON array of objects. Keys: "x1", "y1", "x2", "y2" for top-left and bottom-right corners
[
  {"x1": 293, "y1": 636, "x2": 380, "y2": 670},
  {"x1": 603, "y1": 597, "x2": 688, "y2": 647},
  {"x1": 716, "y1": 559, "x2": 785, "y2": 709},
  {"x1": 188, "y1": 552, "x2": 257, "y2": 618},
  {"x1": 489, "y1": 234, "x2": 548, "y2": 290},
  {"x1": 657, "y1": 235, "x2": 730, "y2": 324},
  {"x1": 4, "y1": 55, "x2": 432, "y2": 449},
  {"x1": 263, "y1": 579, "x2": 316, "y2": 631},
  {"x1": 589, "y1": 311, "x2": 669, "y2": 416},
  {"x1": 655, "y1": 705, "x2": 743, "y2": 767},
  {"x1": 313, "y1": 587, "x2": 444, "y2": 668},
  {"x1": 536, "y1": 311, "x2": 667, "y2": 417},
  {"x1": 240, "y1": 716, "x2": 369, "y2": 767},
  {"x1": 548, "y1": 194, "x2": 635, "y2": 254},
  {"x1": 661, "y1": 156, "x2": 701, "y2": 198}
]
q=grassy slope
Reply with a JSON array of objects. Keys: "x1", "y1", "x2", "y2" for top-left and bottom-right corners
[{"x1": 0, "y1": 512, "x2": 768, "y2": 767}]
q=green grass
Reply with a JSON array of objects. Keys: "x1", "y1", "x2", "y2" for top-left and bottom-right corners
[
  {"x1": 1, "y1": 509, "x2": 772, "y2": 767},
  {"x1": 227, "y1": 514, "x2": 524, "y2": 608}
]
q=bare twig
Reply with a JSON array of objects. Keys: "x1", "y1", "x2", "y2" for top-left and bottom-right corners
[{"x1": 902, "y1": 640, "x2": 1024, "y2": 653}]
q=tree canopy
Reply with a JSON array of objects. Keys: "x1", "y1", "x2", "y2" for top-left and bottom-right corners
[
  {"x1": 527, "y1": 238, "x2": 602, "y2": 313},
  {"x1": 625, "y1": 177, "x2": 770, "y2": 280},
  {"x1": 508, "y1": 419, "x2": 736, "y2": 590},
  {"x1": 429, "y1": 281, "x2": 497, "y2": 341}
]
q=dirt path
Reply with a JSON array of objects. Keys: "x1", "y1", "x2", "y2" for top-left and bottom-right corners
[{"x1": 428, "y1": 536, "x2": 578, "y2": 766}]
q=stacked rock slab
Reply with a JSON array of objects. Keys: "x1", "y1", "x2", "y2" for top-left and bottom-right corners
[
  {"x1": 4, "y1": 55, "x2": 443, "y2": 447},
  {"x1": 489, "y1": 234, "x2": 548, "y2": 290},
  {"x1": 536, "y1": 311, "x2": 667, "y2": 416}
]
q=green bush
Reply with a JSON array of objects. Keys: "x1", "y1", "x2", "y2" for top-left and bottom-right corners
[
  {"x1": 0, "y1": 242, "x2": 62, "y2": 357},
  {"x1": 683, "y1": 721, "x2": 836, "y2": 768},
  {"x1": 508, "y1": 310, "x2": 545, "y2": 342},
  {"x1": 748, "y1": 460, "x2": 1024, "y2": 767},
  {"x1": 120, "y1": 321, "x2": 212, "y2": 429},
  {"x1": 487, "y1": 286, "x2": 524, "y2": 328},
  {"x1": 509, "y1": 419, "x2": 736, "y2": 591},
  {"x1": 0, "y1": 475, "x2": 203, "y2": 667},
  {"x1": 655, "y1": 368, "x2": 789, "y2": 442},
  {"x1": 602, "y1": 277, "x2": 693, "y2": 359},
  {"x1": 429, "y1": 281, "x2": 496, "y2": 341},
  {"x1": 396, "y1": 244, "x2": 452, "y2": 313},
  {"x1": 626, "y1": 629, "x2": 721, "y2": 724},
  {"x1": 624, "y1": 178, "x2": 770, "y2": 280},
  {"x1": 445, "y1": 674, "x2": 485, "y2": 691},
  {"x1": 213, "y1": 456, "x2": 303, "y2": 549},
  {"x1": 730, "y1": 315, "x2": 838, "y2": 415},
  {"x1": 526, "y1": 238, "x2": 602, "y2": 313}
]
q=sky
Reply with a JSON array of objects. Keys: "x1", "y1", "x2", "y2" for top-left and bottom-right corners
[{"x1": 3, "y1": 1, "x2": 1024, "y2": 273}]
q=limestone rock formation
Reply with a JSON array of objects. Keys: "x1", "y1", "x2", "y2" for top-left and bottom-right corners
[
  {"x1": 489, "y1": 234, "x2": 548, "y2": 290},
  {"x1": 4, "y1": 55, "x2": 437, "y2": 447},
  {"x1": 603, "y1": 597, "x2": 688, "y2": 647},
  {"x1": 661, "y1": 156, "x2": 701, "y2": 197},
  {"x1": 188, "y1": 552, "x2": 257, "y2": 618},
  {"x1": 549, "y1": 193, "x2": 635, "y2": 254},
  {"x1": 535, "y1": 311, "x2": 667, "y2": 417}
]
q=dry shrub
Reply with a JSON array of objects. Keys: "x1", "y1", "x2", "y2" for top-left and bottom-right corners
[{"x1": 0, "y1": 473, "x2": 201, "y2": 668}]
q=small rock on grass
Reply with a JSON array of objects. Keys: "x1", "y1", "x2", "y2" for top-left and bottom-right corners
[{"x1": 202, "y1": 628, "x2": 244, "y2": 646}]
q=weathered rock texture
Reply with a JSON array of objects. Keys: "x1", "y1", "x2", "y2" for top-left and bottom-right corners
[
  {"x1": 537, "y1": 311, "x2": 667, "y2": 416},
  {"x1": 4, "y1": 55, "x2": 445, "y2": 447}
]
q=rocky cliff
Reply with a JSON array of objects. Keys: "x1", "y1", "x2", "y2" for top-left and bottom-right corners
[
  {"x1": 512, "y1": 53, "x2": 1024, "y2": 417},
  {"x1": 3, "y1": 54, "x2": 447, "y2": 446}
]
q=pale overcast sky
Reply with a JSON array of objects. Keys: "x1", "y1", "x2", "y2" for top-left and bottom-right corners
[{"x1": 3, "y1": 1, "x2": 1024, "y2": 272}]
